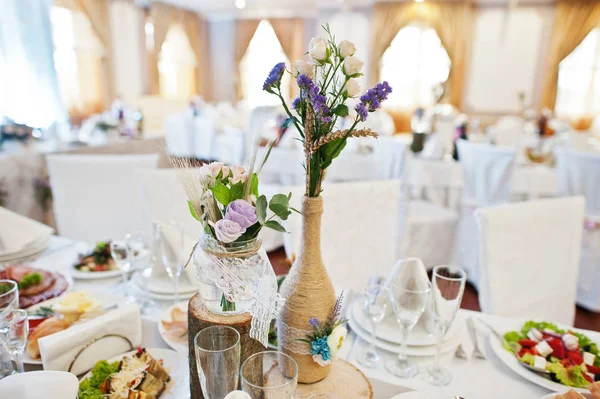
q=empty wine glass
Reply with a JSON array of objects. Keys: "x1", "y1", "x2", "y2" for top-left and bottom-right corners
[
  {"x1": 126, "y1": 232, "x2": 156, "y2": 315},
  {"x1": 241, "y1": 351, "x2": 298, "y2": 399},
  {"x1": 385, "y1": 259, "x2": 431, "y2": 378},
  {"x1": 0, "y1": 280, "x2": 18, "y2": 378},
  {"x1": 358, "y1": 276, "x2": 387, "y2": 368},
  {"x1": 155, "y1": 223, "x2": 185, "y2": 303},
  {"x1": 3, "y1": 309, "x2": 28, "y2": 373},
  {"x1": 423, "y1": 265, "x2": 466, "y2": 386},
  {"x1": 110, "y1": 240, "x2": 136, "y2": 303},
  {"x1": 195, "y1": 326, "x2": 240, "y2": 398}
]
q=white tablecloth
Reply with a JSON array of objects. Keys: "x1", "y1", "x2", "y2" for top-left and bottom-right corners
[{"x1": 21, "y1": 236, "x2": 579, "y2": 399}]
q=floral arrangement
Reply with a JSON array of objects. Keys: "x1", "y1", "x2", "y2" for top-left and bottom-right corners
[
  {"x1": 299, "y1": 293, "x2": 348, "y2": 366},
  {"x1": 264, "y1": 24, "x2": 392, "y2": 197}
]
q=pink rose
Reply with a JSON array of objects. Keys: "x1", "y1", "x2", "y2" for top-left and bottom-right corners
[
  {"x1": 230, "y1": 165, "x2": 248, "y2": 184},
  {"x1": 206, "y1": 162, "x2": 230, "y2": 179}
]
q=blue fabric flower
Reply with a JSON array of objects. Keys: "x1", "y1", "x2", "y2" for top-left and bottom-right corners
[
  {"x1": 310, "y1": 337, "x2": 331, "y2": 361},
  {"x1": 263, "y1": 62, "x2": 286, "y2": 92}
]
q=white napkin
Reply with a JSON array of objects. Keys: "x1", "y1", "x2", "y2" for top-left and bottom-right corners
[
  {"x1": 39, "y1": 304, "x2": 142, "y2": 375},
  {"x1": 0, "y1": 207, "x2": 54, "y2": 256}
]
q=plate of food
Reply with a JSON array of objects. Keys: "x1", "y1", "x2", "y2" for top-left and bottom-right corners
[
  {"x1": 158, "y1": 302, "x2": 188, "y2": 354},
  {"x1": 490, "y1": 320, "x2": 600, "y2": 394},
  {"x1": 78, "y1": 347, "x2": 188, "y2": 399},
  {"x1": 24, "y1": 291, "x2": 121, "y2": 365},
  {"x1": 71, "y1": 241, "x2": 123, "y2": 279},
  {"x1": 0, "y1": 264, "x2": 73, "y2": 308},
  {"x1": 541, "y1": 387, "x2": 600, "y2": 399}
]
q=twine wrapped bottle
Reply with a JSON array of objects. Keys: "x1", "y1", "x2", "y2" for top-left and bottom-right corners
[{"x1": 277, "y1": 195, "x2": 336, "y2": 383}]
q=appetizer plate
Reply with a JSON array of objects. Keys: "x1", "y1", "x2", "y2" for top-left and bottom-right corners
[
  {"x1": 71, "y1": 267, "x2": 123, "y2": 280},
  {"x1": 80, "y1": 348, "x2": 189, "y2": 399},
  {"x1": 142, "y1": 274, "x2": 196, "y2": 295},
  {"x1": 158, "y1": 301, "x2": 189, "y2": 354},
  {"x1": 489, "y1": 324, "x2": 597, "y2": 395},
  {"x1": 350, "y1": 297, "x2": 461, "y2": 347},
  {"x1": 0, "y1": 370, "x2": 78, "y2": 398},
  {"x1": 348, "y1": 315, "x2": 462, "y2": 357},
  {"x1": 131, "y1": 272, "x2": 196, "y2": 301}
]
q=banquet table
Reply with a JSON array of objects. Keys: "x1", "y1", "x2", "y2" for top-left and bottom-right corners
[{"x1": 22, "y1": 236, "x2": 570, "y2": 399}]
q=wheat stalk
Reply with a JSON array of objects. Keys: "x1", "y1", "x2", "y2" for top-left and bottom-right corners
[
  {"x1": 167, "y1": 156, "x2": 205, "y2": 218},
  {"x1": 308, "y1": 128, "x2": 378, "y2": 153}
]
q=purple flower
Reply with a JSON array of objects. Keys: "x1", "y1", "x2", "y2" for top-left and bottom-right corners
[
  {"x1": 355, "y1": 81, "x2": 392, "y2": 122},
  {"x1": 321, "y1": 116, "x2": 332, "y2": 124},
  {"x1": 297, "y1": 74, "x2": 314, "y2": 90},
  {"x1": 355, "y1": 103, "x2": 368, "y2": 122},
  {"x1": 291, "y1": 97, "x2": 301, "y2": 110},
  {"x1": 225, "y1": 199, "x2": 257, "y2": 230},
  {"x1": 213, "y1": 219, "x2": 244, "y2": 243},
  {"x1": 309, "y1": 317, "x2": 319, "y2": 327},
  {"x1": 263, "y1": 62, "x2": 286, "y2": 92}
]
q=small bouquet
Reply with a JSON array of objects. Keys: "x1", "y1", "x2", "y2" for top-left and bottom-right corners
[{"x1": 298, "y1": 293, "x2": 348, "y2": 366}]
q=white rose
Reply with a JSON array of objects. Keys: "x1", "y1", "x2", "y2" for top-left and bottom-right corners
[
  {"x1": 343, "y1": 55, "x2": 364, "y2": 76},
  {"x1": 229, "y1": 165, "x2": 248, "y2": 184},
  {"x1": 295, "y1": 60, "x2": 314, "y2": 79},
  {"x1": 309, "y1": 36, "x2": 328, "y2": 62},
  {"x1": 339, "y1": 40, "x2": 356, "y2": 58},
  {"x1": 327, "y1": 325, "x2": 348, "y2": 358},
  {"x1": 344, "y1": 79, "x2": 361, "y2": 98},
  {"x1": 206, "y1": 162, "x2": 230, "y2": 179}
]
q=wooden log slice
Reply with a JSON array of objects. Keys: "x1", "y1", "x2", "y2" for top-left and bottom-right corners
[{"x1": 295, "y1": 359, "x2": 373, "y2": 398}]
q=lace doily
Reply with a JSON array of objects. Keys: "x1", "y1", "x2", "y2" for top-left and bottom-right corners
[{"x1": 276, "y1": 321, "x2": 312, "y2": 355}]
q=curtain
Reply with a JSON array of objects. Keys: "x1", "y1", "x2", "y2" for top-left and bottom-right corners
[
  {"x1": 540, "y1": 0, "x2": 600, "y2": 110},
  {"x1": 0, "y1": 0, "x2": 66, "y2": 127},
  {"x1": 270, "y1": 18, "x2": 305, "y2": 97},
  {"x1": 368, "y1": 2, "x2": 473, "y2": 109},
  {"x1": 74, "y1": 0, "x2": 113, "y2": 105},
  {"x1": 148, "y1": 2, "x2": 177, "y2": 95},
  {"x1": 234, "y1": 19, "x2": 261, "y2": 100},
  {"x1": 181, "y1": 10, "x2": 211, "y2": 100}
]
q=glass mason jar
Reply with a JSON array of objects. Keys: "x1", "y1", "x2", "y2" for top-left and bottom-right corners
[{"x1": 193, "y1": 234, "x2": 271, "y2": 316}]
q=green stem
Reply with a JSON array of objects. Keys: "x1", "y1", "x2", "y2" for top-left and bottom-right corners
[
  {"x1": 276, "y1": 91, "x2": 303, "y2": 136},
  {"x1": 330, "y1": 77, "x2": 349, "y2": 108},
  {"x1": 322, "y1": 61, "x2": 342, "y2": 93},
  {"x1": 220, "y1": 294, "x2": 236, "y2": 312},
  {"x1": 329, "y1": 118, "x2": 360, "y2": 159}
]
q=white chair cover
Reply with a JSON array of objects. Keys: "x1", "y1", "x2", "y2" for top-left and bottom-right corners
[
  {"x1": 215, "y1": 125, "x2": 245, "y2": 166},
  {"x1": 192, "y1": 117, "x2": 216, "y2": 161},
  {"x1": 246, "y1": 106, "x2": 281, "y2": 161},
  {"x1": 490, "y1": 116, "x2": 525, "y2": 148},
  {"x1": 164, "y1": 114, "x2": 193, "y2": 158},
  {"x1": 47, "y1": 154, "x2": 159, "y2": 243},
  {"x1": 256, "y1": 146, "x2": 305, "y2": 185},
  {"x1": 376, "y1": 136, "x2": 410, "y2": 179},
  {"x1": 454, "y1": 140, "x2": 516, "y2": 286},
  {"x1": 556, "y1": 149, "x2": 600, "y2": 311},
  {"x1": 476, "y1": 197, "x2": 585, "y2": 325}
]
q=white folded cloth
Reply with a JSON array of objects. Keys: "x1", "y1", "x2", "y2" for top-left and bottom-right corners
[
  {"x1": 39, "y1": 304, "x2": 142, "y2": 375},
  {"x1": 0, "y1": 207, "x2": 54, "y2": 256}
]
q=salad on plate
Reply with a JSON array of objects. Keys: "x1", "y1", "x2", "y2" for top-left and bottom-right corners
[
  {"x1": 504, "y1": 321, "x2": 600, "y2": 388},
  {"x1": 74, "y1": 241, "x2": 117, "y2": 273}
]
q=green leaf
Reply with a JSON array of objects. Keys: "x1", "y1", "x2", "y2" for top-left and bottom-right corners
[
  {"x1": 256, "y1": 195, "x2": 267, "y2": 224},
  {"x1": 290, "y1": 206, "x2": 302, "y2": 215},
  {"x1": 187, "y1": 200, "x2": 200, "y2": 221},
  {"x1": 332, "y1": 104, "x2": 349, "y2": 117},
  {"x1": 281, "y1": 117, "x2": 296, "y2": 131},
  {"x1": 250, "y1": 173, "x2": 259, "y2": 197},
  {"x1": 265, "y1": 220, "x2": 287, "y2": 232},
  {"x1": 210, "y1": 182, "x2": 231, "y2": 206},
  {"x1": 257, "y1": 141, "x2": 276, "y2": 176},
  {"x1": 229, "y1": 182, "x2": 245, "y2": 202},
  {"x1": 321, "y1": 138, "x2": 347, "y2": 169},
  {"x1": 269, "y1": 194, "x2": 290, "y2": 216}
]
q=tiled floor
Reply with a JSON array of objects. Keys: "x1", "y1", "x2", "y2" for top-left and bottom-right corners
[{"x1": 268, "y1": 248, "x2": 600, "y2": 331}]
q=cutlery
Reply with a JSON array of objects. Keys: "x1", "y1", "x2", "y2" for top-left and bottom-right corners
[
  {"x1": 454, "y1": 343, "x2": 468, "y2": 359},
  {"x1": 467, "y1": 317, "x2": 487, "y2": 360}
]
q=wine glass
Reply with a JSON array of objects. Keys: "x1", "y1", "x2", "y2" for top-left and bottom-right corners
[
  {"x1": 110, "y1": 240, "x2": 136, "y2": 303},
  {"x1": 194, "y1": 326, "x2": 240, "y2": 398},
  {"x1": 358, "y1": 276, "x2": 387, "y2": 368},
  {"x1": 423, "y1": 265, "x2": 466, "y2": 386},
  {"x1": 385, "y1": 259, "x2": 431, "y2": 378},
  {"x1": 155, "y1": 223, "x2": 185, "y2": 303},
  {"x1": 126, "y1": 232, "x2": 156, "y2": 315},
  {"x1": 0, "y1": 281, "x2": 18, "y2": 378},
  {"x1": 3, "y1": 309, "x2": 28, "y2": 373}
]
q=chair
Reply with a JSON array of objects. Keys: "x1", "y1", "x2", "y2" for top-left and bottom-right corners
[
  {"x1": 164, "y1": 114, "x2": 193, "y2": 158},
  {"x1": 454, "y1": 140, "x2": 516, "y2": 287},
  {"x1": 192, "y1": 117, "x2": 216, "y2": 161},
  {"x1": 476, "y1": 197, "x2": 585, "y2": 325},
  {"x1": 47, "y1": 154, "x2": 159, "y2": 243},
  {"x1": 376, "y1": 136, "x2": 410, "y2": 180},
  {"x1": 490, "y1": 116, "x2": 525, "y2": 148},
  {"x1": 126, "y1": 95, "x2": 188, "y2": 137},
  {"x1": 214, "y1": 125, "x2": 245, "y2": 166},
  {"x1": 556, "y1": 149, "x2": 600, "y2": 311}
]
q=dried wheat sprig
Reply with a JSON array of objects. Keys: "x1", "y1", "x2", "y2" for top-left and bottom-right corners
[
  {"x1": 308, "y1": 128, "x2": 378, "y2": 153},
  {"x1": 304, "y1": 106, "x2": 315, "y2": 156},
  {"x1": 167, "y1": 156, "x2": 205, "y2": 218}
]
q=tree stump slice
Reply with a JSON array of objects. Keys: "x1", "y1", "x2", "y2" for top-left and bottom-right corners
[
  {"x1": 188, "y1": 293, "x2": 266, "y2": 399},
  {"x1": 295, "y1": 359, "x2": 372, "y2": 398}
]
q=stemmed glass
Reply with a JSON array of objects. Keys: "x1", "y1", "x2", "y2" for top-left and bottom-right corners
[
  {"x1": 358, "y1": 276, "x2": 387, "y2": 368},
  {"x1": 385, "y1": 260, "x2": 431, "y2": 378},
  {"x1": 423, "y1": 265, "x2": 466, "y2": 386},
  {"x1": 155, "y1": 223, "x2": 185, "y2": 303},
  {"x1": 2, "y1": 309, "x2": 28, "y2": 374},
  {"x1": 110, "y1": 240, "x2": 136, "y2": 303},
  {"x1": 0, "y1": 280, "x2": 18, "y2": 378},
  {"x1": 126, "y1": 232, "x2": 156, "y2": 315}
]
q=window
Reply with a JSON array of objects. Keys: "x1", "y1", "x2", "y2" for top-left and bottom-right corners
[
  {"x1": 556, "y1": 29, "x2": 600, "y2": 117},
  {"x1": 240, "y1": 20, "x2": 290, "y2": 106},
  {"x1": 380, "y1": 24, "x2": 450, "y2": 109},
  {"x1": 158, "y1": 23, "x2": 197, "y2": 100},
  {"x1": 51, "y1": 6, "x2": 105, "y2": 119}
]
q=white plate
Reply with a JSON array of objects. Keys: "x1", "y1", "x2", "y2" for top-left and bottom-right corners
[
  {"x1": 489, "y1": 324, "x2": 595, "y2": 395},
  {"x1": 131, "y1": 273, "x2": 196, "y2": 301},
  {"x1": 348, "y1": 315, "x2": 462, "y2": 357},
  {"x1": 23, "y1": 291, "x2": 122, "y2": 365},
  {"x1": 389, "y1": 392, "x2": 431, "y2": 399},
  {"x1": 141, "y1": 274, "x2": 196, "y2": 295},
  {"x1": 79, "y1": 348, "x2": 189, "y2": 399},
  {"x1": 158, "y1": 301, "x2": 189, "y2": 354},
  {"x1": 0, "y1": 236, "x2": 50, "y2": 263},
  {"x1": 350, "y1": 297, "x2": 461, "y2": 347},
  {"x1": 0, "y1": 370, "x2": 78, "y2": 398}
]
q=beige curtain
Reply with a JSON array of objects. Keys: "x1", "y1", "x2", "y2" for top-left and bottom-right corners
[
  {"x1": 369, "y1": 2, "x2": 473, "y2": 109},
  {"x1": 270, "y1": 18, "x2": 305, "y2": 97},
  {"x1": 74, "y1": 0, "x2": 114, "y2": 105},
  {"x1": 540, "y1": 0, "x2": 600, "y2": 110},
  {"x1": 181, "y1": 11, "x2": 211, "y2": 100},
  {"x1": 234, "y1": 19, "x2": 261, "y2": 100},
  {"x1": 148, "y1": 2, "x2": 177, "y2": 95}
]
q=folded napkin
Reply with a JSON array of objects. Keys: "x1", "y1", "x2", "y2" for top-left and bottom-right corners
[
  {"x1": 0, "y1": 207, "x2": 54, "y2": 256},
  {"x1": 39, "y1": 304, "x2": 142, "y2": 375}
]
